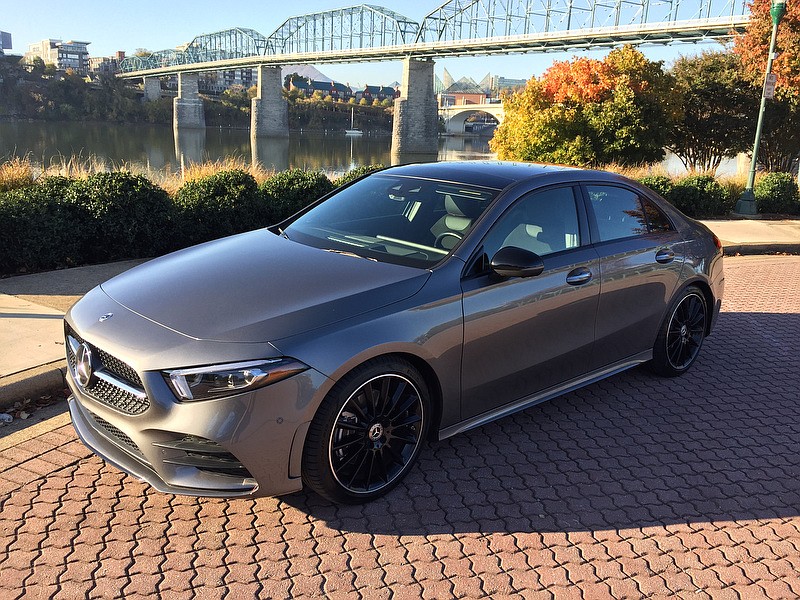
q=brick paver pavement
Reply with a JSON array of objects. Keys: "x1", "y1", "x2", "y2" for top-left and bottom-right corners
[{"x1": 1, "y1": 255, "x2": 799, "y2": 599}]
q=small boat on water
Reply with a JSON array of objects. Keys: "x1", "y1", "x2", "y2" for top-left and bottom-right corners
[{"x1": 345, "y1": 107, "x2": 363, "y2": 136}]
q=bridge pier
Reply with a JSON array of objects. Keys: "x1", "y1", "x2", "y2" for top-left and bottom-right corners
[
  {"x1": 173, "y1": 72, "x2": 205, "y2": 130},
  {"x1": 251, "y1": 65, "x2": 288, "y2": 137},
  {"x1": 391, "y1": 57, "x2": 438, "y2": 157},
  {"x1": 143, "y1": 77, "x2": 161, "y2": 102}
]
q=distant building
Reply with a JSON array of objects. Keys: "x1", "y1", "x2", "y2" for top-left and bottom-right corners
[
  {"x1": 286, "y1": 76, "x2": 356, "y2": 101},
  {"x1": 491, "y1": 75, "x2": 528, "y2": 93},
  {"x1": 25, "y1": 39, "x2": 91, "y2": 73},
  {"x1": 356, "y1": 85, "x2": 398, "y2": 103},
  {"x1": 219, "y1": 68, "x2": 256, "y2": 92},
  {"x1": 0, "y1": 31, "x2": 11, "y2": 54},
  {"x1": 438, "y1": 77, "x2": 489, "y2": 107},
  {"x1": 89, "y1": 51, "x2": 126, "y2": 75}
]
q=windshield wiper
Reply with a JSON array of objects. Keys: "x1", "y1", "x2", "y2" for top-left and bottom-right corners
[{"x1": 323, "y1": 249, "x2": 377, "y2": 262}]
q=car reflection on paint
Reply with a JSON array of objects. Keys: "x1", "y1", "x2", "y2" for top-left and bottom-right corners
[{"x1": 65, "y1": 161, "x2": 724, "y2": 504}]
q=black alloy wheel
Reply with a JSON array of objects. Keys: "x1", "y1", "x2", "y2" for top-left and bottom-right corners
[
  {"x1": 650, "y1": 286, "x2": 707, "y2": 377},
  {"x1": 303, "y1": 357, "x2": 430, "y2": 503}
]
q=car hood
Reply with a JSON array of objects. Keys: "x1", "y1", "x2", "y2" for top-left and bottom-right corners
[{"x1": 101, "y1": 229, "x2": 431, "y2": 343}]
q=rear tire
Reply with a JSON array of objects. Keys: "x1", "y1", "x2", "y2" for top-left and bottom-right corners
[
  {"x1": 302, "y1": 357, "x2": 430, "y2": 504},
  {"x1": 649, "y1": 286, "x2": 707, "y2": 377}
]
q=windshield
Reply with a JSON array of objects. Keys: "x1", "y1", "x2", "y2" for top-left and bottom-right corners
[{"x1": 284, "y1": 174, "x2": 499, "y2": 268}]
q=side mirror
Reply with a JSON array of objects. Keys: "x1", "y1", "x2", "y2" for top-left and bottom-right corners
[{"x1": 490, "y1": 246, "x2": 545, "y2": 278}]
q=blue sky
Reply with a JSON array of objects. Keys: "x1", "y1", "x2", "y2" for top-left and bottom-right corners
[{"x1": 3, "y1": 0, "x2": 726, "y2": 85}]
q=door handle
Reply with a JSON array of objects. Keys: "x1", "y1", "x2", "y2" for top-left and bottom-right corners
[
  {"x1": 655, "y1": 249, "x2": 675, "y2": 264},
  {"x1": 566, "y1": 267, "x2": 592, "y2": 285}
]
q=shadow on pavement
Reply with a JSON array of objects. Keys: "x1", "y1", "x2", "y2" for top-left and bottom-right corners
[{"x1": 279, "y1": 310, "x2": 800, "y2": 534}]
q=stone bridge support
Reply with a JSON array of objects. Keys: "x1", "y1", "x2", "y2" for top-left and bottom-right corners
[
  {"x1": 251, "y1": 65, "x2": 288, "y2": 137},
  {"x1": 143, "y1": 77, "x2": 161, "y2": 102},
  {"x1": 391, "y1": 57, "x2": 438, "y2": 157},
  {"x1": 173, "y1": 72, "x2": 205, "y2": 129}
]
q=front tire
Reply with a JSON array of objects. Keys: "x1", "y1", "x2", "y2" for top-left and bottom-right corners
[
  {"x1": 302, "y1": 357, "x2": 430, "y2": 504},
  {"x1": 649, "y1": 286, "x2": 707, "y2": 377}
]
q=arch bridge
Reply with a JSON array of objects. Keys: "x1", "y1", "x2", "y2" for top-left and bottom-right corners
[{"x1": 440, "y1": 103, "x2": 506, "y2": 134}]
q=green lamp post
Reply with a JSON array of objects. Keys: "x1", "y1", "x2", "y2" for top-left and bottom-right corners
[{"x1": 735, "y1": 0, "x2": 787, "y2": 216}]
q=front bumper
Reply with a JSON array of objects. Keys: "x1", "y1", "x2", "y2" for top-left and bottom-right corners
[{"x1": 67, "y1": 361, "x2": 330, "y2": 497}]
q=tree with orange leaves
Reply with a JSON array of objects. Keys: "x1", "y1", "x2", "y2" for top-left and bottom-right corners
[
  {"x1": 490, "y1": 46, "x2": 674, "y2": 166},
  {"x1": 736, "y1": 0, "x2": 800, "y2": 93},
  {"x1": 734, "y1": 0, "x2": 800, "y2": 173}
]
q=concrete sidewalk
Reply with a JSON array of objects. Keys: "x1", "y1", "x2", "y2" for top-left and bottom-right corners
[
  {"x1": 0, "y1": 219, "x2": 798, "y2": 414},
  {"x1": 0, "y1": 260, "x2": 144, "y2": 414}
]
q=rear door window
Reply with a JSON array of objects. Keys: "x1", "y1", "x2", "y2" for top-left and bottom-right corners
[{"x1": 585, "y1": 185, "x2": 675, "y2": 242}]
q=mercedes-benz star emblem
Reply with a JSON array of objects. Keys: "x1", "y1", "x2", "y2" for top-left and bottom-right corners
[
  {"x1": 98, "y1": 313, "x2": 113, "y2": 322},
  {"x1": 75, "y1": 343, "x2": 95, "y2": 388}
]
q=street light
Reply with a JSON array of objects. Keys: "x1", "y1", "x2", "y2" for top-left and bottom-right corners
[{"x1": 735, "y1": 0, "x2": 787, "y2": 216}]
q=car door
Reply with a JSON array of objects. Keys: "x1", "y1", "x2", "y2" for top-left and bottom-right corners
[
  {"x1": 583, "y1": 184, "x2": 685, "y2": 370},
  {"x1": 460, "y1": 186, "x2": 600, "y2": 420}
]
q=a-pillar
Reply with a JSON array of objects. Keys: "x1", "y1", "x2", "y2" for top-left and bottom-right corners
[
  {"x1": 391, "y1": 57, "x2": 438, "y2": 157},
  {"x1": 173, "y1": 72, "x2": 205, "y2": 130},
  {"x1": 251, "y1": 65, "x2": 288, "y2": 137},
  {"x1": 143, "y1": 76, "x2": 161, "y2": 102}
]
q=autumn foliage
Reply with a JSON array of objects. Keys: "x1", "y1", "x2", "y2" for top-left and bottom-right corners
[
  {"x1": 490, "y1": 46, "x2": 674, "y2": 167},
  {"x1": 735, "y1": 0, "x2": 800, "y2": 95}
]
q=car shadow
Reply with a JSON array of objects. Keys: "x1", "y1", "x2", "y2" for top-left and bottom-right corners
[{"x1": 280, "y1": 310, "x2": 800, "y2": 534}]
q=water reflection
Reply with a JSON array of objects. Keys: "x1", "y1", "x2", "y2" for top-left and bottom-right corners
[
  {"x1": 0, "y1": 121, "x2": 495, "y2": 174},
  {"x1": 174, "y1": 127, "x2": 205, "y2": 171},
  {"x1": 251, "y1": 135, "x2": 290, "y2": 172}
]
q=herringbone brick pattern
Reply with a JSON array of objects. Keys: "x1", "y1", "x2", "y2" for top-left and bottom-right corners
[{"x1": 1, "y1": 255, "x2": 799, "y2": 598}]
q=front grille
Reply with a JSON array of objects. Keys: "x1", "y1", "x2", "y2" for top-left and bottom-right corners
[
  {"x1": 66, "y1": 325, "x2": 150, "y2": 415},
  {"x1": 97, "y1": 348, "x2": 143, "y2": 388},
  {"x1": 90, "y1": 412, "x2": 147, "y2": 461},
  {"x1": 88, "y1": 379, "x2": 149, "y2": 415}
]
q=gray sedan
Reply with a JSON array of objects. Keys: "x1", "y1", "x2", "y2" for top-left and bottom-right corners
[{"x1": 65, "y1": 161, "x2": 724, "y2": 504}]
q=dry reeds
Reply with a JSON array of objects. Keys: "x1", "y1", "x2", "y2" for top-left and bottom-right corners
[{"x1": 0, "y1": 156, "x2": 35, "y2": 192}]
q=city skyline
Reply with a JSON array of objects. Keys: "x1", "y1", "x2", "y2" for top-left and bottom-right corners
[{"x1": 5, "y1": 1, "x2": 727, "y2": 85}]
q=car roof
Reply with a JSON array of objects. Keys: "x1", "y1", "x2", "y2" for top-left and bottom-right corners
[{"x1": 382, "y1": 161, "x2": 630, "y2": 191}]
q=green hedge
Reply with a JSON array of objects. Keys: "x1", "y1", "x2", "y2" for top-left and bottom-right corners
[
  {"x1": 67, "y1": 172, "x2": 175, "y2": 262},
  {"x1": 259, "y1": 169, "x2": 335, "y2": 223},
  {"x1": 754, "y1": 172, "x2": 800, "y2": 215},
  {"x1": 2, "y1": 165, "x2": 797, "y2": 277},
  {"x1": 0, "y1": 177, "x2": 84, "y2": 274},
  {"x1": 175, "y1": 169, "x2": 267, "y2": 246}
]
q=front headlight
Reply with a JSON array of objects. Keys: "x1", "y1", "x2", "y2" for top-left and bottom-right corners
[{"x1": 164, "y1": 358, "x2": 308, "y2": 401}]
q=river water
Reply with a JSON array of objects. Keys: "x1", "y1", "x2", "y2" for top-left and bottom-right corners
[
  {"x1": 0, "y1": 121, "x2": 494, "y2": 175},
  {"x1": 0, "y1": 120, "x2": 743, "y2": 177}
]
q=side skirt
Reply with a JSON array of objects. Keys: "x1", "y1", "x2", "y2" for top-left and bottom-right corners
[{"x1": 439, "y1": 350, "x2": 652, "y2": 440}]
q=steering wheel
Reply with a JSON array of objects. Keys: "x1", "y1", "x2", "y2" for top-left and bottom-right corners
[{"x1": 434, "y1": 231, "x2": 463, "y2": 249}]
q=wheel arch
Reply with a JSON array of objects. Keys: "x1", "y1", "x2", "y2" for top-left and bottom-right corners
[
  {"x1": 319, "y1": 350, "x2": 445, "y2": 443},
  {"x1": 390, "y1": 352, "x2": 444, "y2": 442},
  {"x1": 676, "y1": 277, "x2": 715, "y2": 336}
]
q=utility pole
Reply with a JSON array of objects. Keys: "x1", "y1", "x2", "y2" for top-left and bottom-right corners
[{"x1": 734, "y1": 0, "x2": 787, "y2": 216}]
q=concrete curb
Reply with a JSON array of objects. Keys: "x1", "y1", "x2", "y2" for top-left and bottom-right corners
[
  {"x1": 722, "y1": 242, "x2": 800, "y2": 256},
  {"x1": 0, "y1": 412, "x2": 71, "y2": 451},
  {"x1": 0, "y1": 360, "x2": 67, "y2": 412}
]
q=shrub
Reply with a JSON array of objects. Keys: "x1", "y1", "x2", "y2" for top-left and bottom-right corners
[
  {"x1": 667, "y1": 175, "x2": 733, "y2": 218},
  {"x1": 638, "y1": 175, "x2": 673, "y2": 199},
  {"x1": 66, "y1": 172, "x2": 174, "y2": 262},
  {"x1": 754, "y1": 172, "x2": 800, "y2": 214},
  {"x1": 175, "y1": 169, "x2": 268, "y2": 246},
  {"x1": 259, "y1": 169, "x2": 334, "y2": 222},
  {"x1": 334, "y1": 164, "x2": 386, "y2": 188},
  {"x1": 0, "y1": 176, "x2": 85, "y2": 275}
]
